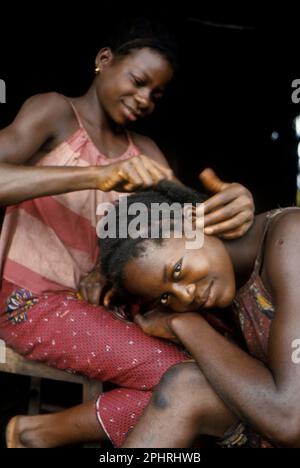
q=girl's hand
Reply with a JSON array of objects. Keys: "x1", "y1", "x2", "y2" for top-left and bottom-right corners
[
  {"x1": 133, "y1": 308, "x2": 181, "y2": 343},
  {"x1": 96, "y1": 155, "x2": 173, "y2": 193},
  {"x1": 199, "y1": 168, "x2": 254, "y2": 240},
  {"x1": 79, "y1": 269, "x2": 105, "y2": 305}
]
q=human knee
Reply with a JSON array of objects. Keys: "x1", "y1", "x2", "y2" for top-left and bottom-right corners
[{"x1": 152, "y1": 362, "x2": 206, "y2": 410}]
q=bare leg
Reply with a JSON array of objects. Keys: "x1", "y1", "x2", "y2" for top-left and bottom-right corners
[
  {"x1": 123, "y1": 362, "x2": 238, "y2": 448},
  {"x1": 6, "y1": 400, "x2": 108, "y2": 448}
]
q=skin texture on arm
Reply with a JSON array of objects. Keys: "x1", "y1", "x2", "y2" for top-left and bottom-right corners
[
  {"x1": 0, "y1": 94, "x2": 172, "y2": 205},
  {"x1": 0, "y1": 93, "x2": 100, "y2": 204},
  {"x1": 168, "y1": 211, "x2": 300, "y2": 447}
]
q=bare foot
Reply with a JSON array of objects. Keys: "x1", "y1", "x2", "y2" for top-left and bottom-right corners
[
  {"x1": 6, "y1": 416, "x2": 26, "y2": 448},
  {"x1": 5, "y1": 414, "x2": 54, "y2": 448},
  {"x1": 5, "y1": 402, "x2": 105, "y2": 448}
]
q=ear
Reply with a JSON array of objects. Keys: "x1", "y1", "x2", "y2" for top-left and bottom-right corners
[{"x1": 95, "y1": 47, "x2": 114, "y2": 72}]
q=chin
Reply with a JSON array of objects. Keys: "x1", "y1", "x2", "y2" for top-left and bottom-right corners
[
  {"x1": 113, "y1": 114, "x2": 126, "y2": 127},
  {"x1": 219, "y1": 297, "x2": 233, "y2": 308},
  {"x1": 220, "y1": 288, "x2": 236, "y2": 308},
  {"x1": 105, "y1": 107, "x2": 125, "y2": 127}
]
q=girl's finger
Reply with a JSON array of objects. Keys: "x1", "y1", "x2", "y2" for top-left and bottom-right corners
[
  {"x1": 217, "y1": 221, "x2": 253, "y2": 240},
  {"x1": 130, "y1": 158, "x2": 154, "y2": 186},
  {"x1": 141, "y1": 155, "x2": 173, "y2": 180},
  {"x1": 79, "y1": 283, "x2": 88, "y2": 302},
  {"x1": 133, "y1": 313, "x2": 147, "y2": 330},
  {"x1": 120, "y1": 163, "x2": 144, "y2": 189},
  {"x1": 204, "y1": 198, "x2": 252, "y2": 227},
  {"x1": 88, "y1": 285, "x2": 102, "y2": 305},
  {"x1": 203, "y1": 185, "x2": 252, "y2": 215},
  {"x1": 142, "y1": 157, "x2": 165, "y2": 183},
  {"x1": 204, "y1": 211, "x2": 252, "y2": 236}
]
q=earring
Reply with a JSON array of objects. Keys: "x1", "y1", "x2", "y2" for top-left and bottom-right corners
[{"x1": 95, "y1": 67, "x2": 100, "y2": 74}]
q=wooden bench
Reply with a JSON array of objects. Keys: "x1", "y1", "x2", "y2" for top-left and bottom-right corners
[
  {"x1": 0, "y1": 215, "x2": 104, "y2": 445},
  {"x1": 0, "y1": 346, "x2": 103, "y2": 415}
]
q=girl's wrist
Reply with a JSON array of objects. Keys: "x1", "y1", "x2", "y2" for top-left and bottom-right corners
[
  {"x1": 90, "y1": 166, "x2": 104, "y2": 190},
  {"x1": 169, "y1": 311, "x2": 205, "y2": 336}
]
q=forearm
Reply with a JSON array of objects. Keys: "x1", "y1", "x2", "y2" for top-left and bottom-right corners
[
  {"x1": 170, "y1": 314, "x2": 292, "y2": 444},
  {"x1": 0, "y1": 163, "x2": 98, "y2": 205}
]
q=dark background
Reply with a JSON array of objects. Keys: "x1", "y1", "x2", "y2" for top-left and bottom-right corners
[
  {"x1": 0, "y1": 1, "x2": 300, "y2": 447},
  {"x1": 1, "y1": 3, "x2": 300, "y2": 213}
]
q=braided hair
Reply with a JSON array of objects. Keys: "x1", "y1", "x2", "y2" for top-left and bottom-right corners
[{"x1": 99, "y1": 180, "x2": 207, "y2": 292}]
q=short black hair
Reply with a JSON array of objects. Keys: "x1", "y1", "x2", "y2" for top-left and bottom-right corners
[
  {"x1": 104, "y1": 17, "x2": 178, "y2": 72},
  {"x1": 99, "y1": 181, "x2": 207, "y2": 292}
]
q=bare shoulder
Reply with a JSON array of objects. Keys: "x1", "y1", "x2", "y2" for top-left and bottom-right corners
[
  {"x1": 0, "y1": 93, "x2": 76, "y2": 164},
  {"x1": 14, "y1": 92, "x2": 73, "y2": 127},
  {"x1": 262, "y1": 208, "x2": 300, "y2": 293},
  {"x1": 129, "y1": 131, "x2": 170, "y2": 169},
  {"x1": 266, "y1": 208, "x2": 300, "y2": 244}
]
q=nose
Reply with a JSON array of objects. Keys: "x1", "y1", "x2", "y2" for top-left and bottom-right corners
[
  {"x1": 135, "y1": 89, "x2": 151, "y2": 110},
  {"x1": 173, "y1": 283, "x2": 196, "y2": 305}
]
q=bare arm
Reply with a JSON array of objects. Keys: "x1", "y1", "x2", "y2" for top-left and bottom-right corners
[
  {"x1": 0, "y1": 162, "x2": 102, "y2": 206},
  {"x1": 0, "y1": 95, "x2": 172, "y2": 206},
  {"x1": 0, "y1": 93, "x2": 99, "y2": 205},
  {"x1": 168, "y1": 212, "x2": 300, "y2": 446}
]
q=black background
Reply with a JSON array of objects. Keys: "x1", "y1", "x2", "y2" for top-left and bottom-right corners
[
  {"x1": 1, "y1": 0, "x2": 300, "y2": 450},
  {"x1": 0, "y1": 2, "x2": 299, "y2": 212}
]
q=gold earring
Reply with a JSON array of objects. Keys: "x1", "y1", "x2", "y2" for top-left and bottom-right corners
[{"x1": 95, "y1": 67, "x2": 100, "y2": 74}]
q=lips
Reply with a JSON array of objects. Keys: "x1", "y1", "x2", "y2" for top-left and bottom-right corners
[
  {"x1": 196, "y1": 281, "x2": 214, "y2": 309},
  {"x1": 122, "y1": 102, "x2": 141, "y2": 121}
]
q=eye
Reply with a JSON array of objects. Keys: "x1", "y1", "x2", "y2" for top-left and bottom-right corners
[
  {"x1": 172, "y1": 259, "x2": 182, "y2": 280},
  {"x1": 132, "y1": 75, "x2": 146, "y2": 87},
  {"x1": 160, "y1": 292, "x2": 169, "y2": 305}
]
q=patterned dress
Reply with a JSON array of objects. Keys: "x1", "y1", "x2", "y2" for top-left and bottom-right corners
[{"x1": 220, "y1": 208, "x2": 298, "y2": 448}]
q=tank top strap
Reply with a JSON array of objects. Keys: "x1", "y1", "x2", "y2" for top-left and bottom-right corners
[
  {"x1": 126, "y1": 131, "x2": 140, "y2": 156},
  {"x1": 68, "y1": 100, "x2": 84, "y2": 129},
  {"x1": 252, "y1": 208, "x2": 287, "y2": 275},
  {"x1": 126, "y1": 131, "x2": 134, "y2": 147}
]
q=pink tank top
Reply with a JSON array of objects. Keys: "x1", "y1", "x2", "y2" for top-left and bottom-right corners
[{"x1": 0, "y1": 101, "x2": 140, "y2": 294}]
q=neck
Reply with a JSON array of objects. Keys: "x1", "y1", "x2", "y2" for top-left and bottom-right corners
[
  {"x1": 223, "y1": 212, "x2": 268, "y2": 288},
  {"x1": 76, "y1": 83, "x2": 124, "y2": 135}
]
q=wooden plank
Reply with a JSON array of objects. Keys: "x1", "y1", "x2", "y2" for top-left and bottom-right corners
[{"x1": 0, "y1": 347, "x2": 86, "y2": 384}]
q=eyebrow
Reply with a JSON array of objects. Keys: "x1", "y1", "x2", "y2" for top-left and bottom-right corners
[
  {"x1": 133, "y1": 68, "x2": 165, "y2": 92},
  {"x1": 132, "y1": 67, "x2": 151, "y2": 80}
]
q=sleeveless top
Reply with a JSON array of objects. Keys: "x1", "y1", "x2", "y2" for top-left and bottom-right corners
[
  {"x1": 233, "y1": 207, "x2": 299, "y2": 364},
  {"x1": 0, "y1": 101, "x2": 140, "y2": 294}
]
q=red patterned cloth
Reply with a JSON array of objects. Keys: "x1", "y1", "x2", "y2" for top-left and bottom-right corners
[{"x1": 0, "y1": 279, "x2": 187, "y2": 446}]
